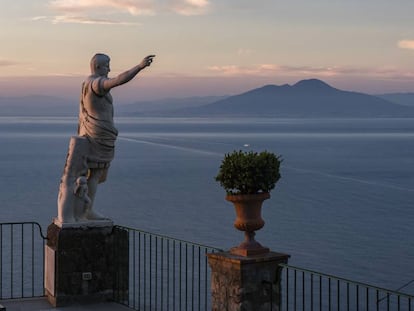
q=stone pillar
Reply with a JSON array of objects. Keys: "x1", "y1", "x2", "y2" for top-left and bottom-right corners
[
  {"x1": 45, "y1": 223, "x2": 129, "y2": 307},
  {"x1": 207, "y1": 251, "x2": 289, "y2": 311}
]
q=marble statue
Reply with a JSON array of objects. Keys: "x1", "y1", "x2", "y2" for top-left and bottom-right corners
[{"x1": 56, "y1": 54, "x2": 155, "y2": 226}]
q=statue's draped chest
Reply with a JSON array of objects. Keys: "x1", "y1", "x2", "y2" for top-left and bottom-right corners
[{"x1": 82, "y1": 78, "x2": 114, "y2": 121}]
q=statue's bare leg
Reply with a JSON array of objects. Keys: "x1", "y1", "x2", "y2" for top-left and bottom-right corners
[{"x1": 85, "y1": 168, "x2": 107, "y2": 220}]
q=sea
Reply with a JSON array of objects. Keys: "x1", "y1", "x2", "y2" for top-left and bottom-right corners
[{"x1": 0, "y1": 116, "x2": 413, "y2": 293}]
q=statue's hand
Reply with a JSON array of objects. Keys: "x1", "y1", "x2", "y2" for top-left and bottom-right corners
[{"x1": 141, "y1": 55, "x2": 156, "y2": 69}]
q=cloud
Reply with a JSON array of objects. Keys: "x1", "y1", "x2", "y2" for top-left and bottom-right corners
[
  {"x1": 207, "y1": 64, "x2": 340, "y2": 77},
  {"x1": 42, "y1": 0, "x2": 210, "y2": 25},
  {"x1": 207, "y1": 64, "x2": 414, "y2": 80},
  {"x1": 278, "y1": 65, "x2": 342, "y2": 77},
  {"x1": 51, "y1": 15, "x2": 140, "y2": 25},
  {"x1": 48, "y1": 0, "x2": 209, "y2": 16},
  {"x1": 49, "y1": 0, "x2": 156, "y2": 15},
  {"x1": 398, "y1": 40, "x2": 414, "y2": 50},
  {"x1": 208, "y1": 65, "x2": 263, "y2": 76},
  {"x1": 169, "y1": 0, "x2": 210, "y2": 16},
  {"x1": 0, "y1": 60, "x2": 19, "y2": 67},
  {"x1": 31, "y1": 14, "x2": 139, "y2": 25},
  {"x1": 31, "y1": 16, "x2": 49, "y2": 21}
]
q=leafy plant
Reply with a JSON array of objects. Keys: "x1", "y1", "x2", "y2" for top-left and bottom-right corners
[{"x1": 215, "y1": 150, "x2": 282, "y2": 195}]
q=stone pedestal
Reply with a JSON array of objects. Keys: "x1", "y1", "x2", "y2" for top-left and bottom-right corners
[
  {"x1": 207, "y1": 251, "x2": 289, "y2": 311},
  {"x1": 45, "y1": 223, "x2": 128, "y2": 307}
]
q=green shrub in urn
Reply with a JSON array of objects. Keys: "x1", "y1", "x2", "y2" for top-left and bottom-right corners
[{"x1": 215, "y1": 150, "x2": 282, "y2": 195}]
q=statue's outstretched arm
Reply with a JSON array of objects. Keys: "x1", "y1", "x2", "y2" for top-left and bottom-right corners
[{"x1": 102, "y1": 55, "x2": 155, "y2": 91}]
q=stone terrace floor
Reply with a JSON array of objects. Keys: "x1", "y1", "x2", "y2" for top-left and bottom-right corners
[{"x1": 0, "y1": 297, "x2": 133, "y2": 311}]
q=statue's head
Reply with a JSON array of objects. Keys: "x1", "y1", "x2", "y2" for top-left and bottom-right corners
[{"x1": 90, "y1": 53, "x2": 111, "y2": 76}]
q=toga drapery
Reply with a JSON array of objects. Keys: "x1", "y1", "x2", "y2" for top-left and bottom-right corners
[{"x1": 78, "y1": 76, "x2": 119, "y2": 167}]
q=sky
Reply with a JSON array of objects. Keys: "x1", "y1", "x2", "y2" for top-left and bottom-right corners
[{"x1": 0, "y1": 0, "x2": 414, "y2": 101}]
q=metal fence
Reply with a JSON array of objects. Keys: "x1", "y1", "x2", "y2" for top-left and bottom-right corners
[
  {"x1": 279, "y1": 264, "x2": 414, "y2": 311},
  {"x1": 2, "y1": 221, "x2": 414, "y2": 311},
  {"x1": 0, "y1": 222, "x2": 47, "y2": 299},
  {"x1": 114, "y1": 225, "x2": 223, "y2": 311}
]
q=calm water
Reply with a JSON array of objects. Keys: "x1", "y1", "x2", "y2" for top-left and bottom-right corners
[{"x1": 0, "y1": 116, "x2": 413, "y2": 292}]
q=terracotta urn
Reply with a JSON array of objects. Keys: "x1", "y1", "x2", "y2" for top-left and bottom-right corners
[{"x1": 226, "y1": 192, "x2": 270, "y2": 256}]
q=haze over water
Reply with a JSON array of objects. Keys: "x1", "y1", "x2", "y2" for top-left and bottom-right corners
[{"x1": 0, "y1": 116, "x2": 413, "y2": 294}]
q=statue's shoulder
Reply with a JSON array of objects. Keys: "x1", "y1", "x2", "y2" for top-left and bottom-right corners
[
  {"x1": 84, "y1": 75, "x2": 102, "y2": 85},
  {"x1": 82, "y1": 76, "x2": 94, "y2": 90},
  {"x1": 84, "y1": 75, "x2": 108, "y2": 97}
]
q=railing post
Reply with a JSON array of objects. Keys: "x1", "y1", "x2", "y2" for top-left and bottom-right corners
[{"x1": 207, "y1": 251, "x2": 289, "y2": 311}]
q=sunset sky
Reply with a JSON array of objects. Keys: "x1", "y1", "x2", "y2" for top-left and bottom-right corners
[{"x1": 1, "y1": 0, "x2": 414, "y2": 101}]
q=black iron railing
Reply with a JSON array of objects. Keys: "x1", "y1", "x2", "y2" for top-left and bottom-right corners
[
  {"x1": 0, "y1": 222, "x2": 47, "y2": 299},
  {"x1": 279, "y1": 264, "x2": 414, "y2": 311},
  {"x1": 2, "y1": 221, "x2": 414, "y2": 311},
  {"x1": 114, "y1": 225, "x2": 223, "y2": 311}
]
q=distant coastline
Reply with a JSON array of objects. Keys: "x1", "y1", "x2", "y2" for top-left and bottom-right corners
[{"x1": 1, "y1": 79, "x2": 414, "y2": 118}]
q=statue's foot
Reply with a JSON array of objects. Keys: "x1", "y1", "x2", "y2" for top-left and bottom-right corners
[
  {"x1": 56, "y1": 216, "x2": 76, "y2": 224},
  {"x1": 85, "y1": 209, "x2": 108, "y2": 220}
]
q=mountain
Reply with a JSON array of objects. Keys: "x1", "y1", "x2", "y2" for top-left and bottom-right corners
[
  {"x1": 0, "y1": 95, "x2": 76, "y2": 116},
  {"x1": 376, "y1": 93, "x2": 414, "y2": 107},
  {"x1": 174, "y1": 79, "x2": 414, "y2": 117},
  {"x1": 1, "y1": 80, "x2": 413, "y2": 118},
  {"x1": 117, "y1": 95, "x2": 228, "y2": 115},
  {"x1": 0, "y1": 94, "x2": 228, "y2": 116}
]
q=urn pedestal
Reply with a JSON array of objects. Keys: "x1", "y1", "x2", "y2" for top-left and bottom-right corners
[
  {"x1": 207, "y1": 251, "x2": 289, "y2": 311},
  {"x1": 226, "y1": 192, "x2": 270, "y2": 256}
]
